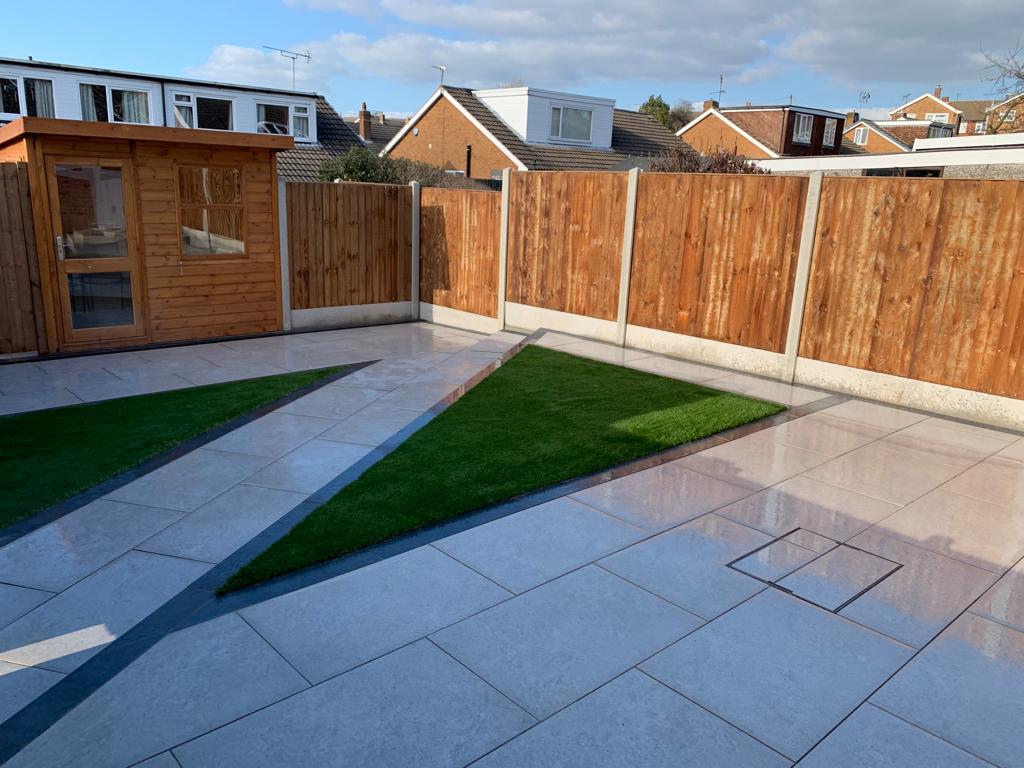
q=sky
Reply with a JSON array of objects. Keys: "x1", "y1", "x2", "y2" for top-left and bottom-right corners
[{"x1": 3, "y1": 0, "x2": 1020, "y2": 119}]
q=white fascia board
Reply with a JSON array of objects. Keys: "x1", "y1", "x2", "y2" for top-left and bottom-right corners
[
  {"x1": 890, "y1": 92, "x2": 961, "y2": 117},
  {"x1": 754, "y1": 146, "x2": 1024, "y2": 171}
]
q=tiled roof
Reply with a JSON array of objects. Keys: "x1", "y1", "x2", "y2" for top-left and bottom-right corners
[
  {"x1": 950, "y1": 99, "x2": 996, "y2": 122},
  {"x1": 278, "y1": 96, "x2": 363, "y2": 181},
  {"x1": 442, "y1": 87, "x2": 680, "y2": 171},
  {"x1": 346, "y1": 116, "x2": 407, "y2": 146}
]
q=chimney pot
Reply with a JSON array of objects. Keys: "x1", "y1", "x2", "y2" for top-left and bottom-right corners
[
  {"x1": 702, "y1": 99, "x2": 719, "y2": 111},
  {"x1": 934, "y1": 85, "x2": 942, "y2": 98},
  {"x1": 379, "y1": 112, "x2": 386, "y2": 124},
  {"x1": 357, "y1": 101, "x2": 372, "y2": 141}
]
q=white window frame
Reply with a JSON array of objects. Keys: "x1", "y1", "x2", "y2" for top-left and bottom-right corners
[
  {"x1": 925, "y1": 112, "x2": 949, "y2": 123},
  {"x1": 254, "y1": 99, "x2": 314, "y2": 142},
  {"x1": 78, "y1": 81, "x2": 152, "y2": 125},
  {"x1": 0, "y1": 74, "x2": 56, "y2": 119},
  {"x1": 822, "y1": 118, "x2": 837, "y2": 147},
  {"x1": 792, "y1": 113, "x2": 813, "y2": 144},
  {"x1": 854, "y1": 126, "x2": 868, "y2": 145},
  {"x1": 549, "y1": 105, "x2": 593, "y2": 143},
  {"x1": 975, "y1": 121, "x2": 987, "y2": 134},
  {"x1": 172, "y1": 93, "x2": 195, "y2": 128},
  {"x1": 172, "y1": 91, "x2": 235, "y2": 132}
]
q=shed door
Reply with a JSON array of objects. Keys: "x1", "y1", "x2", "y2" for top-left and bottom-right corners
[{"x1": 45, "y1": 158, "x2": 146, "y2": 346}]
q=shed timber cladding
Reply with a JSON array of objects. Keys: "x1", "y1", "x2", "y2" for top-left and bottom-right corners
[
  {"x1": 286, "y1": 181, "x2": 412, "y2": 310},
  {"x1": 0, "y1": 162, "x2": 44, "y2": 353},
  {"x1": 799, "y1": 176, "x2": 1024, "y2": 399},
  {"x1": 419, "y1": 187, "x2": 501, "y2": 317},
  {"x1": 627, "y1": 173, "x2": 807, "y2": 352},
  {"x1": 507, "y1": 171, "x2": 628, "y2": 320}
]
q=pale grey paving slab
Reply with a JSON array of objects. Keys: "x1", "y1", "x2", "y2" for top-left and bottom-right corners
[
  {"x1": 872, "y1": 487, "x2": 1024, "y2": 573},
  {"x1": 318, "y1": 404, "x2": 424, "y2": 446},
  {"x1": 995, "y1": 438, "x2": 1024, "y2": 463},
  {"x1": 277, "y1": 384, "x2": 384, "y2": 419},
  {"x1": 804, "y1": 441, "x2": 971, "y2": 506},
  {"x1": 0, "y1": 500, "x2": 185, "y2": 592},
  {"x1": 372, "y1": 380, "x2": 457, "y2": 411},
  {"x1": 240, "y1": 547, "x2": 510, "y2": 684},
  {"x1": 570, "y1": 463, "x2": 753, "y2": 533},
  {"x1": 555, "y1": 340, "x2": 649, "y2": 365},
  {"x1": 242, "y1": 439, "x2": 373, "y2": 494},
  {"x1": 431, "y1": 565, "x2": 702, "y2": 719},
  {"x1": 334, "y1": 358, "x2": 443, "y2": 391},
  {"x1": 204, "y1": 412, "x2": 337, "y2": 458},
  {"x1": 799, "y1": 703, "x2": 995, "y2": 768},
  {"x1": 474, "y1": 670, "x2": 788, "y2": 768},
  {"x1": 0, "y1": 583, "x2": 53, "y2": 632},
  {"x1": 599, "y1": 514, "x2": 771, "y2": 619},
  {"x1": 623, "y1": 355, "x2": 725, "y2": 383},
  {"x1": 534, "y1": 331, "x2": 580, "y2": 348},
  {"x1": 883, "y1": 417, "x2": 1016, "y2": 464},
  {"x1": 436, "y1": 497, "x2": 645, "y2": 594},
  {"x1": 0, "y1": 362, "x2": 46, "y2": 391},
  {"x1": 0, "y1": 661, "x2": 64, "y2": 724},
  {"x1": 972, "y1": 558, "x2": 1024, "y2": 634},
  {"x1": 843, "y1": 529, "x2": 998, "y2": 648},
  {"x1": 67, "y1": 374, "x2": 195, "y2": 402},
  {"x1": 732, "y1": 538, "x2": 818, "y2": 583},
  {"x1": 709, "y1": 373, "x2": 827, "y2": 406},
  {"x1": 106, "y1": 449, "x2": 272, "y2": 513},
  {"x1": 819, "y1": 400, "x2": 927, "y2": 431},
  {"x1": 173, "y1": 639, "x2": 534, "y2": 768},
  {"x1": 676, "y1": 435, "x2": 829, "y2": 492},
  {"x1": 715, "y1": 474, "x2": 900, "y2": 542},
  {"x1": 175, "y1": 362, "x2": 290, "y2": 386},
  {"x1": 872, "y1": 612, "x2": 1024, "y2": 768},
  {"x1": 0, "y1": 388, "x2": 82, "y2": 415},
  {"x1": 139, "y1": 485, "x2": 307, "y2": 564},
  {"x1": 757, "y1": 412, "x2": 889, "y2": 457},
  {"x1": 0, "y1": 367, "x2": 123, "y2": 396},
  {"x1": 783, "y1": 528, "x2": 837, "y2": 553},
  {"x1": 778, "y1": 545, "x2": 898, "y2": 611},
  {"x1": 35, "y1": 352, "x2": 147, "y2": 374},
  {"x1": 943, "y1": 456, "x2": 1024, "y2": 511},
  {"x1": 6, "y1": 613, "x2": 308, "y2": 768},
  {"x1": 0, "y1": 551, "x2": 210, "y2": 674},
  {"x1": 134, "y1": 753, "x2": 182, "y2": 768},
  {"x1": 641, "y1": 589, "x2": 913, "y2": 760}
]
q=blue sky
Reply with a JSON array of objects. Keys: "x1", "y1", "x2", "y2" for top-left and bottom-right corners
[{"x1": 4, "y1": 0, "x2": 1018, "y2": 118}]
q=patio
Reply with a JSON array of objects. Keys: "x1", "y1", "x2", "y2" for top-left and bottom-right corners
[{"x1": 0, "y1": 327, "x2": 1022, "y2": 767}]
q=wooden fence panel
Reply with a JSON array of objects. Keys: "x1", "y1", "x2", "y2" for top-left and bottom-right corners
[
  {"x1": 507, "y1": 171, "x2": 627, "y2": 320},
  {"x1": 420, "y1": 187, "x2": 501, "y2": 317},
  {"x1": 627, "y1": 173, "x2": 807, "y2": 352},
  {"x1": 800, "y1": 176, "x2": 1024, "y2": 399},
  {"x1": 287, "y1": 181, "x2": 411, "y2": 310},
  {"x1": 0, "y1": 162, "x2": 44, "y2": 354}
]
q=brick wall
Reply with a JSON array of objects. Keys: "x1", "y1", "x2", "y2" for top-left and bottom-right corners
[{"x1": 681, "y1": 112, "x2": 772, "y2": 159}]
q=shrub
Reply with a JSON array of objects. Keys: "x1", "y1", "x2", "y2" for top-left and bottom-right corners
[
  {"x1": 649, "y1": 144, "x2": 769, "y2": 174},
  {"x1": 318, "y1": 148, "x2": 489, "y2": 189}
]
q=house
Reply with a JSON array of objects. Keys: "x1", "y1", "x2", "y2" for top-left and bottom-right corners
[
  {"x1": 381, "y1": 86, "x2": 680, "y2": 181},
  {"x1": 0, "y1": 56, "x2": 361, "y2": 181},
  {"x1": 843, "y1": 112, "x2": 955, "y2": 154},
  {"x1": 347, "y1": 102, "x2": 406, "y2": 148},
  {"x1": 674, "y1": 100, "x2": 848, "y2": 159},
  {"x1": 986, "y1": 93, "x2": 1024, "y2": 133},
  {"x1": 886, "y1": 85, "x2": 1023, "y2": 136}
]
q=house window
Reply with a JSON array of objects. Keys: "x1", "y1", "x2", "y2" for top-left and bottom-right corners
[
  {"x1": 177, "y1": 166, "x2": 245, "y2": 257},
  {"x1": 925, "y1": 112, "x2": 949, "y2": 123},
  {"x1": 257, "y1": 103, "x2": 289, "y2": 134},
  {"x1": 549, "y1": 106, "x2": 593, "y2": 141},
  {"x1": 976, "y1": 121, "x2": 987, "y2": 134},
  {"x1": 173, "y1": 93, "x2": 194, "y2": 128},
  {"x1": 927, "y1": 125, "x2": 947, "y2": 138},
  {"x1": 1008, "y1": 109, "x2": 1018, "y2": 121},
  {"x1": 854, "y1": 127, "x2": 868, "y2": 145},
  {"x1": 1, "y1": 78, "x2": 20, "y2": 114},
  {"x1": 79, "y1": 84, "x2": 109, "y2": 122},
  {"x1": 958, "y1": 122, "x2": 967, "y2": 134},
  {"x1": 292, "y1": 105, "x2": 310, "y2": 139},
  {"x1": 196, "y1": 97, "x2": 233, "y2": 130},
  {"x1": 823, "y1": 118, "x2": 837, "y2": 146},
  {"x1": 24, "y1": 78, "x2": 54, "y2": 117},
  {"x1": 79, "y1": 84, "x2": 149, "y2": 124},
  {"x1": 792, "y1": 113, "x2": 813, "y2": 144}
]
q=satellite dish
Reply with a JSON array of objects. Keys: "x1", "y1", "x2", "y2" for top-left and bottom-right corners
[{"x1": 859, "y1": 91, "x2": 871, "y2": 104}]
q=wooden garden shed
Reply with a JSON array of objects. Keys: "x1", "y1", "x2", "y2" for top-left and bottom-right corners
[{"x1": 0, "y1": 117, "x2": 292, "y2": 355}]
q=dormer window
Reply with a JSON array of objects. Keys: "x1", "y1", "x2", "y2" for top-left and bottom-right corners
[
  {"x1": 792, "y1": 113, "x2": 813, "y2": 144},
  {"x1": 550, "y1": 106, "x2": 592, "y2": 142}
]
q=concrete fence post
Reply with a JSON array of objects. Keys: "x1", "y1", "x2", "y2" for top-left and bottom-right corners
[
  {"x1": 277, "y1": 175, "x2": 292, "y2": 332},
  {"x1": 615, "y1": 168, "x2": 641, "y2": 346},
  {"x1": 409, "y1": 180, "x2": 421, "y2": 321},
  {"x1": 782, "y1": 171, "x2": 824, "y2": 382},
  {"x1": 497, "y1": 167, "x2": 512, "y2": 329}
]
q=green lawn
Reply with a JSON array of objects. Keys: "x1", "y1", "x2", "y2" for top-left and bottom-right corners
[
  {"x1": 0, "y1": 366, "x2": 346, "y2": 531},
  {"x1": 223, "y1": 346, "x2": 784, "y2": 592}
]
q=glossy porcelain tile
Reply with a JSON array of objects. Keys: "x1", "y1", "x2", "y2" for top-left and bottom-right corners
[
  {"x1": 818, "y1": 400, "x2": 927, "y2": 431},
  {"x1": 0, "y1": 583, "x2": 53, "y2": 632},
  {"x1": 623, "y1": 355, "x2": 725, "y2": 383},
  {"x1": 757, "y1": 412, "x2": 889, "y2": 456},
  {"x1": 641, "y1": 589, "x2": 913, "y2": 760},
  {"x1": 555, "y1": 340, "x2": 649, "y2": 365},
  {"x1": 0, "y1": 660, "x2": 64, "y2": 724},
  {"x1": 0, "y1": 367, "x2": 122, "y2": 396},
  {"x1": 67, "y1": 374, "x2": 195, "y2": 403},
  {"x1": 942, "y1": 457, "x2": 1024, "y2": 510},
  {"x1": 842, "y1": 530, "x2": 998, "y2": 648},
  {"x1": 994, "y1": 438, "x2": 1024, "y2": 463},
  {"x1": 175, "y1": 362, "x2": 291, "y2": 386},
  {"x1": 435, "y1": 497, "x2": 644, "y2": 594},
  {"x1": 0, "y1": 500, "x2": 185, "y2": 592},
  {"x1": 709, "y1": 374, "x2": 827, "y2": 406},
  {"x1": 872, "y1": 487, "x2": 1024, "y2": 573},
  {"x1": 205, "y1": 412, "x2": 338, "y2": 458},
  {"x1": 872, "y1": 613, "x2": 1024, "y2": 768},
  {"x1": 240, "y1": 547, "x2": 510, "y2": 684},
  {"x1": 242, "y1": 439, "x2": 372, "y2": 494},
  {"x1": 804, "y1": 442, "x2": 969, "y2": 506},
  {"x1": 173, "y1": 640, "x2": 534, "y2": 768},
  {"x1": 570, "y1": 463, "x2": 752, "y2": 532},
  {"x1": 0, "y1": 388, "x2": 83, "y2": 415},
  {"x1": 599, "y1": 514, "x2": 771, "y2": 619},
  {"x1": 778, "y1": 545, "x2": 899, "y2": 611},
  {"x1": 431, "y1": 566, "x2": 701, "y2": 719},
  {"x1": 277, "y1": 384, "x2": 384, "y2": 420},
  {"x1": 318, "y1": 404, "x2": 424, "y2": 446},
  {"x1": 783, "y1": 528, "x2": 837, "y2": 553},
  {"x1": 134, "y1": 754, "x2": 180, "y2": 768},
  {"x1": 971, "y1": 558, "x2": 1024, "y2": 634},
  {"x1": 676, "y1": 435, "x2": 829, "y2": 491},
  {"x1": 732, "y1": 538, "x2": 819, "y2": 583},
  {"x1": 883, "y1": 418, "x2": 1015, "y2": 464},
  {"x1": 715, "y1": 474, "x2": 900, "y2": 542},
  {"x1": 799, "y1": 703, "x2": 994, "y2": 768},
  {"x1": 475, "y1": 670, "x2": 788, "y2": 768}
]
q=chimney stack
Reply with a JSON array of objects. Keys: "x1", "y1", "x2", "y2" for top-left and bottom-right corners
[
  {"x1": 845, "y1": 110, "x2": 860, "y2": 129},
  {"x1": 378, "y1": 112, "x2": 386, "y2": 124},
  {"x1": 702, "y1": 99, "x2": 719, "y2": 111},
  {"x1": 934, "y1": 85, "x2": 942, "y2": 98},
  {"x1": 357, "y1": 101, "x2": 372, "y2": 141}
]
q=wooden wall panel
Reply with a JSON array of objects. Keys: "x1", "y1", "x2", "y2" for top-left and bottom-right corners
[
  {"x1": 0, "y1": 163, "x2": 44, "y2": 354},
  {"x1": 800, "y1": 176, "x2": 1024, "y2": 399},
  {"x1": 287, "y1": 181, "x2": 412, "y2": 310},
  {"x1": 419, "y1": 187, "x2": 500, "y2": 317},
  {"x1": 507, "y1": 171, "x2": 627, "y2": 321},
  {"x1": 627, "y1": 173, "x2": 807, "y2": 352}
]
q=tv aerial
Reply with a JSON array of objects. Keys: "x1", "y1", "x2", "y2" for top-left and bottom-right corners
[
  {"x1": 858, "y1": 91, "x2": 871, "y2": 104},
  {"x1": 262, "y1": 46, "x2": 312, "y2": 90}
]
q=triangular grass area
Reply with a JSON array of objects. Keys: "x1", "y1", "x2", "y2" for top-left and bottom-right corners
[
  {"x1": 223, "y1": 346, "x2": 784, "y2": 592},
  {"x1": 0, "y1": 366, "x2": 346, "y2": 531}
]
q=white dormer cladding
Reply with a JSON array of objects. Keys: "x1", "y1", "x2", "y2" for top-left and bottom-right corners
[{"x1": 473, "y1": 87, "x2": 615, "y2": 149}]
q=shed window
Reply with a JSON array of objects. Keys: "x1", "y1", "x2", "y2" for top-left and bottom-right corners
[
  {"x1": 854, "y1": 127, "x2": 868, "y2": 145},
  {"x1": 823, "y1": 118, "x2": 837, "y2": 146},
  {"x1": 1, "y1": 78, "x2": 20, "y2": 114},
  {"x1": 549, "y1": 106, "x2": 593, "y2": 141},
  {"x1": 792, "y1": 113, "x2": 813, "y2": 144},
  {"x1": 177, "y1": 166, "x2": 245, "y2": 257}
]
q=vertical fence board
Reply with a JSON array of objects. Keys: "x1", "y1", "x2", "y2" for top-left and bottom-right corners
[{"x1": 0, "y1": 162, "x2": 42, "y2": 354}]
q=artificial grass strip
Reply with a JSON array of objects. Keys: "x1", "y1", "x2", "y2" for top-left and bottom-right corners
[
  {"x1": 0, "y1": 366, "x2": 346, "y2": 530},
  {"x1": 223, "y1": 346, "x2": 784, "y2": 592}
]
